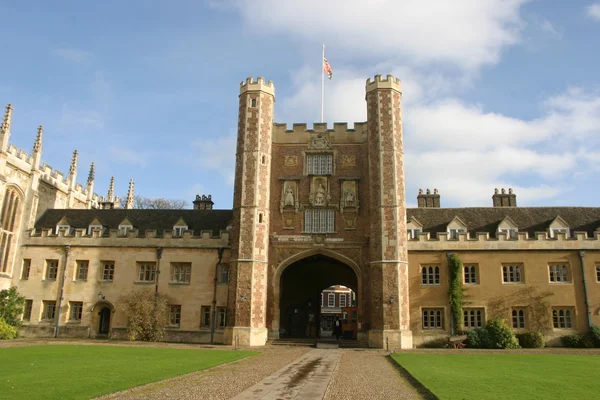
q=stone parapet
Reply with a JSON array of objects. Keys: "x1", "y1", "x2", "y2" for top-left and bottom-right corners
[
  {"x1": 365, "y1": 74, "x2": 401, "y2": 94},
  {"x1": 240, "y1": 77, "x2": 275, "y2": 96}
]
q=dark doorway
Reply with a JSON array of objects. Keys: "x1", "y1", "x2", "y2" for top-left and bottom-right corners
[
  {"x1": 98, "y1": 307, "x2": 111, "y2": 335},
  {"x1": 279, "y1": 254, "x2": 358, "y2": 338}
]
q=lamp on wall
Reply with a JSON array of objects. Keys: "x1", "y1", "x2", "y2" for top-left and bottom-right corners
[{"x1": 98, "y1": 291, "x2": 105, "y2": 300}]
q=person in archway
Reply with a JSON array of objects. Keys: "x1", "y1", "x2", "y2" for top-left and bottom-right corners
[{"x1": 334, "y1": 316, "x2": 342, "y2": 341}]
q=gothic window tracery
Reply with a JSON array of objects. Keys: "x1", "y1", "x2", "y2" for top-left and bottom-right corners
[{"x1": 0, "y1": 187, "x2": 22, "y2": 273}]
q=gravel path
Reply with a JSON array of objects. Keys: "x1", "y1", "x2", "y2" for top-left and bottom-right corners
[
  {"x1": 96, "y1": 346, "x2": 310, "y2": 400},
  {"x1": 323, "y1": 350, "x2": 425, "y2": 400}
]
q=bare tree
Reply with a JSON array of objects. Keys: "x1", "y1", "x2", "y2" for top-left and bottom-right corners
[{"x1": 133, "y1": 195, "x2": 188, "y2": 210}]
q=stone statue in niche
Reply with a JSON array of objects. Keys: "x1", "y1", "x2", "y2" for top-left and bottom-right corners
[
  {"x1": 315, "y1": 183, "x2": 326, "y2": 205},
  {"x1": 340, "y1": 180, "x2": 358, "y2": 210},
  {"x1": 280, "y1": 181, "x2": 299, "y2": 215},
  {"x1": 284, "y1": 185, "x2": 295, "y2": 207},
  {"x1": 309, "y1": 177, "x2": 329, "y2": 207},
  {"x1": 344, "y1": 189, "x2": 355, "y2": 207}
]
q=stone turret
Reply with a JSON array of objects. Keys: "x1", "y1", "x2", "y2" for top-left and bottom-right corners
[
  {"x1": 0, "y1": 104, "x2": 12, "y2": 152},
  {"x1": 99, "y1": 176, "x2": 120, "y2": 209},
  {"x1": 366, "y1": 74, "x2": 412, "y2": 349},
  {"x1": 226, "y1": 77, "x2": 275, "y2": 347},
  {"x1": 31, "y1": 126, "x2": 43, "y2": 170},
  {"x1": 125, "y1": 179, "x2": 134, "y2": 209}
]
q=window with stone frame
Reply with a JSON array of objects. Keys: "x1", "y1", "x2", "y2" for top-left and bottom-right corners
[
  {"x1": 201, "y1": 306, "x2": 211, "y2": 328},
  {"x1": 464, "y1": 264, "x2": 478, "y2": 284},
  {"x1": 218, "y1": 307, "x2": 227, "y2": 328},
  {"x1": 597, "y1": 265, "x2": 600, "y2": 282},
  {"x1": 45, "y1": 260, "x2": 59, "y2": 280},
  {"x1": 421, "y1": 265, "x2": 441, "y2": 285},
  {"x1": 407, "y1": 228, "x2": 422, "y2": 240},
  {"x1": 502, "y1": 264, "x2": 523, "y2": 283},
  {"x1": 137, "y1": 262, "x2": 156, "y2": 282},
  {"x1": 70, "y1": 302, "x2": 83, "y2": 321},
  {"x1": 306, "y1": 154, "x2": 333, "y2": 175},
  {"x1": 499, "y1": 228, "x2": 518, "y2": 239},
  {"x1": 552, "y1": 308, "x2": 573, "y2": 329},
  {"x1": 422, "y1": 308, "x2": 443, "y2": 329},
  {"x1": 76, "y1": 260, "x2": 89, "y2": 281},
  {"x1": 171, "y1": 262, "x2": 191, "y2": 283},
  {"x1": 328, "y1": 293, "x2": 335, "y2": 307},
  {"x1": 0, "y1": 187, "x2": 21, "y2": 273},
  {"x1": 448, "y1": 228, "x2": 467, "y2": 239},
  {"x1": 169, "y1": 305, "x2": 181, "y2": 327},
  {"x1": 340, "y1": 294, "x2": 347, "y2": 307},
  {"x1": 463, "y1": 308, "x2": 484, "y2": 329},
  {"x1": 102, "y1": 262, "x2": 115, "y2": 281},
  {"x1": 549, "y1": 264, "x2": 569, "y2": 283},
  {"x1": 42, "y1": 301, "x2": 56, "y2": 320},
  {"x1": 512, "y1": 308, "x2": 526, "y2": 329},
  {"x1": 21, "y1": 259, "x2": 31, "y2": 280},
  {"x1": 23, "y1": 299, "x2": 32, "y2": 321},
  {"x1": 173, "y1": 225, "x2": 188, "y2": 237},
  {"x1": 219, "y1": 264, "x2": 229, "y2": 284},
  {"x1": 304, "y1": 209, "x2": 335, "y2": 233}
]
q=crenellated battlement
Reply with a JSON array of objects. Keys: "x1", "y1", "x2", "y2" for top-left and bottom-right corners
[
  {"x1": 239, "y1": 77, "x2": 275, "y2": 96},
  {"x1": 272, "y1": 122, "x2": 368, "y2": 143},
  {"x1": 366, "y1": 74, "x2": 402, "y2": 93},
  {"x1": 6, "y1": 145, "x2": 33, "y2": 166}
]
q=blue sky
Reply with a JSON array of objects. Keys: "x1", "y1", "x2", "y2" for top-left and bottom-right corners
[{"x1": 1, "y1": 0, "x2": 599, "y2": 209}]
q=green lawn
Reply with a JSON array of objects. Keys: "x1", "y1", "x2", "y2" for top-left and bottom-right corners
[
  {"x1": 392, "y1": 353, "x2": 600, "y2": 400},
  {"x1": 0, "y1": 345, "x2": 256, "y2": 400}
]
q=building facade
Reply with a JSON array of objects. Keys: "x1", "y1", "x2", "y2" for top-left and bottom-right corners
[{"x1": 1, "y1": 75, "x2": 600, "y2": 348}]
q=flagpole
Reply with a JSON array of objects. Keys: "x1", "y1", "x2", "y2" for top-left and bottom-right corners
[{"x1": 321, "y1": 44, "x2": 325, "y2": 123}]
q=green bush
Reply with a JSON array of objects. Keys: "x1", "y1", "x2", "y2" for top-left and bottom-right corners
[
  {"x1": 590, "y1": 325, "x2": 600, "y2": 347},
  {"x1": 466, "y1": 328, "x2": 490, "y2": 348},
  {"x1": 0, "y1": 287, "x2": 25, "y2": 327},
  {"x1": 0, "y1": 317, "x2": 18, "y2": 340},
  {"x1": 561, "y1": 332, "x2": 598, "y2": 348},
  {"x1": 516, "y1": 332, "x2": 545, "y2": 348},
  {"x1": 486, "y1": 318, "x2": 520, "y2": 349}
]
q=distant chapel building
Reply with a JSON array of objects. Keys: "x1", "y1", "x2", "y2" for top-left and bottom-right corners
[{"x1": 1, "y1": 75, "x2": 599, "y2": 348}]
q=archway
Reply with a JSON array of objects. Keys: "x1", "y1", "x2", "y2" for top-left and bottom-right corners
[
  {"x1": 278, "y1": 254, "x2": 359, "y2": 339},
  {"x1": 90, "y1": 301, "x2": 114, "y2": 337}
]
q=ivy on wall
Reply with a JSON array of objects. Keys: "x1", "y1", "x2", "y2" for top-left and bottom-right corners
[{"x1": 448, "y1": 253, "x2": 465, "y2": 333}]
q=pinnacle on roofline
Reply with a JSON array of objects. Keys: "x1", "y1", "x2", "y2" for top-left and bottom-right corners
[
  {"x1": 69, "y1": 150, "x2": 78, "y2": 176},
  {"x1": 33, "y1": 125, "x2": 43, "y2": 153},
  {"x1": 87, "y1": 162, "x2": 95, "y2": 185},
  {"x1": 126, "y1": 178, "x2": 134, "y2": 209},
  {"x1": 1, "y1": 103, "x2": 12, "y2": 134},
  {"x1": 107, "y1": 176, "x2": 115, "y2": 201}
]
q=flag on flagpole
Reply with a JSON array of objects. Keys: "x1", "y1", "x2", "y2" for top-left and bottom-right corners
[{"x1": 323, "y1": 57, "x2": 333, "y2": 80}]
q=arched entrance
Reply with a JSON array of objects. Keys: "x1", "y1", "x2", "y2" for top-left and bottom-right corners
[
  {"x1": 98, "y1": 308, "x2": 111, "y2": 335},
  {"x1": 278, "y1": 254, "x2": 359, "y2": 339},
  {"x1": 90, "y1": 301, "x2": 114, "y2": 337}
]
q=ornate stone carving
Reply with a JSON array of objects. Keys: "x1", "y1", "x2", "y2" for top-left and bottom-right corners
[
  {"x1": 283, "y1": 155, "x2": 298, "y2": 167},
  {"x1": 341, "y1": 155, "x2": 356, "y2": 167},
  {"x1": 340, "y1": 180, "x2": 359, "y2": 213},
  {"x1": 308, "y1": 133, "x2": 332, "y2": 150},
  {"x1": 309, "y1": 177, "x2": 329, "y2": 207},
  {"x1": 279, "y1": 181, "x2": 299, "y2": 215}
]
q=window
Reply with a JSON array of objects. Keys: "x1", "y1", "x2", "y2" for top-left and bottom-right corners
[
  {"x1": 549, "y1": 264, "x2": 569, "y2": 283},
  {"x1": 448, "y1": 228, "x2": 466, "y2": 239},
  {"x1": 499, "y1": 228, "x2": 518, "y2": 239},
  {"x1": 261, "y1": 155, "x2": 266, "y2": 165},
  {"x1": 87, "y1": 225, "x2": 103, "y2": 235},
  {"x1": 512, "y1": 309, "x2": 525, "y2": 329},
  {"x1": 306, "y1": 154, "x2": 333, "y2": 175},
  {"x1": 343, "y1": 311, "x2": 348, "y2": 323},
  {"x1": 169, "y1": 305, "x2": 181, "y2": 327},
  {"x1": 550, "y1": 228, "x2": 569, "y2": 238},
  {"x1": 70, "y1": 302, "x2": 83, "y2": 321},
  {"x1": 171, "y1": 263, "x2": 191, "y2": 283},
  {"x1": 304, "y1": 209, "x2": 335, "y2": 233},
  {"x1": 421, "y1": 265, "x2": 440, "y2": 285},
  {"x1": 118, "y1": 225, "x2": 133, "y2": 236},
  {"x1": 552, "y1": 308, "x2": 573, "y2": 329},
  {"x1": 76, "y1": 261, "x2": 89, "y2": 281},
  {"x1": 46, "y1": 260, "x2": 58, "y2": 280},
  {"x1": 463, "y1": 308, "x2": 484, "y2": 329},
  {"x1": 407, "y1": 228, "x2": 421, "y2": 239},
  {"x1": 0, "y1": 188, "x2": 21, "y2": 272},
  {"x1": 321, "y1": 293, "x2": 323, "y2": 307},
  {"x1": 502, "y1": 264, "x2": 523, "y2": 283},
  {"x1": 422, "y1": 308, "x2": 443, "y2": 329},
  {"x1": 219, "y1": 264, "x2": 229, "y2": 284},
  {"x1": 218, "y1": 307, "x2": 227, "y2": 328},
  {"x1": 201, "y1": 306, "x2": 211, "y2": 328},
  {"x1": 21, "y1": 259, "x2": 31, "y2": 280},
  {"x1": 328, "y1": 293, "x2": 335, "y2": 307},
  {"x1": 340, "y1": 294, "x2": 347, "y2": 307},
  {"x1": 597, "y1": 265, "x2": 600, "y2": 282},
  {"x1": 138, "y1": 263, "x2": 156, "y2": 282},
  {"x1": 464, "y1": 264, "x2": 478, "y2": 284},
  {"x1": 251, "y1": 98, "x2": 257, "y2": 108},
  {"x1": 102, "y1": 262, "x2": 115, "y2": 281},
  {"x1": 173, "y1": 226, "x2": 187, "y2": 237},
  {"x1": 55, "y1": 225, "x2": 71, "y2": 235},
  {"x1": 258, "y1": 213, "x2": 263, "y2": 223},
  {"x1": 23, "y1": 300, "x2": 32, "y2": 321},
  {"x1": 42, "y1": 301, "x2": 56, "y2": 320}
]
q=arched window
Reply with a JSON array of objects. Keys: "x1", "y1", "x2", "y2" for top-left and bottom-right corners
[{"x1": 0, "y1": 187, "x2": 22, "y2": 273}]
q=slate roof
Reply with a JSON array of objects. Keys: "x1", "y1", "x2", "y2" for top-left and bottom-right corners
[
  {"x1": 34, "y1": 209, "x2": 233, "y2": 237},
  {"x1": 407, "y1": 207, "x2": 600, "y2": 238}
]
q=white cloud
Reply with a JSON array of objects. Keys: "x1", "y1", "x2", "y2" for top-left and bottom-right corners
[
  {"x1": 210, "y1": 0, "x2": 528, "y2": 71},
  {"x1": 59, "y1": 105, "x2": 104, "y2": 131},
  {"x1": 53, "y1": 48, "x2": 94, "y2": 64},
  {"x1": 110, "y1": 146, "x2": 151, "y2": 168},
  {"x1": 587, "y1": 3, "x2": 600, "y2": 21},
  {"x1": 191, "y1": 134, "x2": 237, "y2": 185}
]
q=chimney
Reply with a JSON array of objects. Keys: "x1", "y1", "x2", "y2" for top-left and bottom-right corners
[
  {"x1": 417, "y1": 188, "x2": 441, "y2": 208},
  {"x1": 492, "y1": 188, "x2": 517, "y2": 207},
  {"x1": 193, "y1": 194, "x2": 214, "y2": 210}
]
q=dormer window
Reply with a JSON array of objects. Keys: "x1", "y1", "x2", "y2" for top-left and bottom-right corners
[
  {"x1": 55, "y1": 225, "x2": 71, "y2": 235},
  {"x1": 407, "y1": 217, "x2": 423, "y2": 240},
  {"x1": 550, "y1": 228, "x2": 569, "y2": 238},
  {"x1": 499, "y1": 228, "x2": 518, "y2": 239},
  {"x1": 118, "y1": 225, "x2": 133, "y2": 236},
  {"x1": 88, "y1": 225, "x2": 103, "y2": 235},
  {"x1": 447, "y1": 216, "x2": 468, "y2": 239},
  {"x1": 448, "y1": 228, "x2": 467, "y2": 239},
  {"x1": 497, "y1": 216, "x2": 518, "y2": 239},
  {"x1": 408, "y1": 228, "x2": 421, "y2": 239},
  {"x1": 548, "y1": 216, "x2": 570, "y2": 239},
  {"x1": 173, "y1": 225, "x2": 188, "y2": 237}
]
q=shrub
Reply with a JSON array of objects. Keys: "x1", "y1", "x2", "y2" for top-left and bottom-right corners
[
  {"x1": 119, "y1": 290, "x2": 174, "y2": 342},
  {"x1": 448, "y1": 254, "x2": 465, "y2": 332},
  {"x1": 516, "y1": 332, "x2": 545, "y2": 348},
  {"x1": 0, "y1": 287, "x2": 25, "y2": 327},
  {"x1": 466, "y1": 328, "x2": 490, "y2": 348},
  {"x1": 561, "y1": 332, "x2": 598, "y2": 348},
  {"x1": 561, "y1": 334, "x2": 584, "y2": 348},
  {"x1": 590, "y1": 325, "x2": 600, "y2": 347},
  {"x1": 486, "y1": 318, "x2": 520, "y2": 349},
  {"x1": 0, "y1": 317, "x2": 18, "y2": 340}
]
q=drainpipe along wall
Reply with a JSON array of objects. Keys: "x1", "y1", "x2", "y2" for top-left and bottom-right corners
[
  {"x1": 210, "y1": 247, "x2": 225, "y2": 345},
  {"x1": 54, "y1": 245, "x2": 70, "y2": 338},
  {"x1": 578, "y1": 250, "x2": 592, "y2": 328}
]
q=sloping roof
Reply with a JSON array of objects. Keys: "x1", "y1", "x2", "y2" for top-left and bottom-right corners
[
  {"x1": 407, "y1": 207, "x2": 600, "y2": 238},
  {"x1": 35, "y1": 209, "x2": 233, "y2": 237}
]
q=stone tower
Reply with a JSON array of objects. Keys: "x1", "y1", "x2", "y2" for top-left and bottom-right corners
[
  {"x1": 366, "y1": 75, "x2": 412, "y2": 349},
  {"x1": 226, "y1": 77, "x2": 275, "y2": 346}
]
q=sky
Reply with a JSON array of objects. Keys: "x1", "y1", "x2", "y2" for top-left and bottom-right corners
[{"x1": 1, "y1": 0, "x2": 599, "y2": 209}]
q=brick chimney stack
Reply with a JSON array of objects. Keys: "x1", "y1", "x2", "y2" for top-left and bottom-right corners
[
  {"x1": 492, "y1": 188, "x2": 517, "y2": 207},
  {"x1": 417, "y1": 188, "x2": 441, "y2": 208},
  {"x1": 193, "y1": 194, "x2": 214, "y2": 210}
]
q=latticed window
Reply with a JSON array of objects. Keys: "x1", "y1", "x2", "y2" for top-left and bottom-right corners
[
  {"x1": 23, "y1": 300, "x2": 32, "y2": 321},
  {"x1": 306, "y1": 154, "x2": 333, "y2": 175},
  {"x1": 219, "y1": 264, "x2": 229, "y2": 284},
  {"x1": 201, "y1": 306, "x2": 211, "y2": 328},
  {"x1": 138, "y1": 263, "x2": 156, "y2": 282},
  {"x1": 328, "y1": 293, "x2": 335, "y2": 307},
  {"x1": 502, "y1": 264, "x2": 523, "y2": 283},
  {"x1": 218, "y1": 307, "x2": 227, "y2": 328},
  {"x1": 549, "y1": 264, "x2": 569, "y2": 283},
  {"x1": 340, "y1": 294, "x2": 347, "y2": 307},
  {"x1": 464, "y1": 308, "x2": 484, "y2": 328},
  {"x1": 102, "y1": 262, "x2": 115, "y2": 281},
  {"x1": 304, "y1": 209, "x2": 335, "y2": 233},
  {"x1": 76, "y1": 261, "x2": 89, "y2": 280},
  {"x1": 464, "y1": 264, "x2": 478, "y2": 284},
  {"x1": 169, "y1": 305, "x2": 181, "y2": 327},
  {"x1": 552, "y1": 308, "x2": 573, "y2": 328},
  {"x1": 0, "y1": 187, "x2": 20, "y2": 273},
  {"x1": 43, "y1": 301, "x2": 56, "y2": 320},
  {"x1": 422, "y1": 309, "x2": 443, "y2": 329},
  {"x1": 171, "y1": 263, "x2": 191, "y2": 283},
  {"x1": 512, "y1": 309, "x2": 525, "y2": 329},
  {"x1": 21, "y1": 259, "x2": 31, "y2": 280},
  {"x1": 46, "y1": 260, "x2": 58, "y2": 280},
  {"x1": 70, "y1": 302, "x2": 83, "y2": 321},
  {"x1": 421, "y1": 265, "x2": 440, "y2": 285}
]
